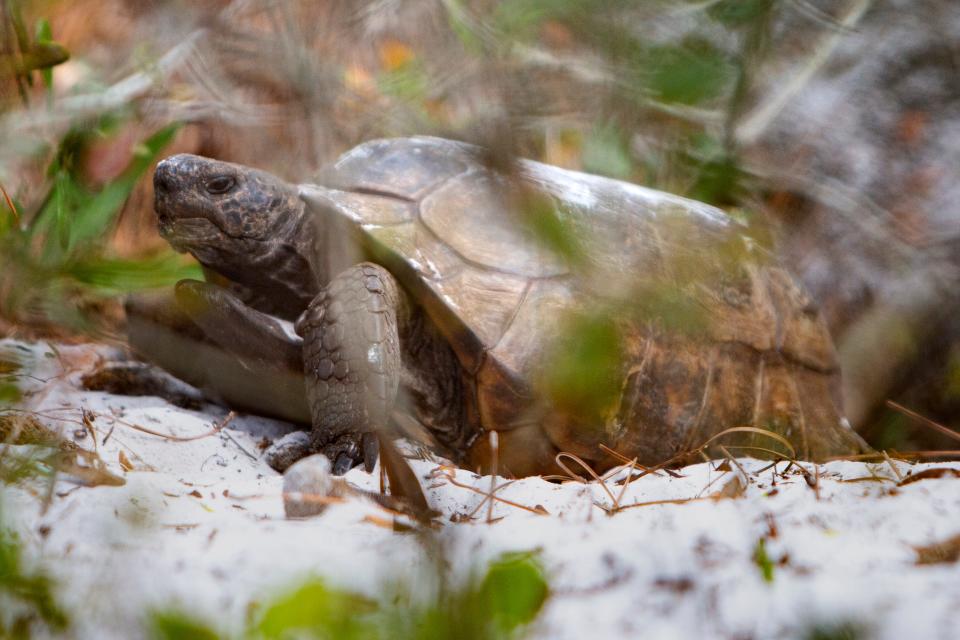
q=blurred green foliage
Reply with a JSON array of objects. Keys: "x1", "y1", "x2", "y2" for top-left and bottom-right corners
[
  {"x1": 803, "y1": 621, "x2": 869, "y2": 640},
  {"x1": 449, "y1": 0, "x2": 782, "y2": 206},
  {"x1": 36, "y1": 118, "x2": 176, "y2": 256},
  {"x1": 708, "y1": 0, "x2": 775, "y2": 27},
  {"x1": 2, "y1": 2, "x2": 199, "y2": 336},
  {"x1": 149, "y1": 610, "x2": 222, "y2": 640},
  {"x1": 0, "y1": 117, "x2": 201, "y2": 330},
  {"x1": 543, "y1": 311, "x2": 622, "y2": 421},
  {"x1": 475, "y1": 552, "x2": 549, "y2": 633},
  {"x1": 0, "y1": 345, "x2": 60, "y2": 487},
  {"x1": 254, "y1": 580, "x2": 376, "y2": 640},
  {"x1": 149, "y1": 551, "x2": 548, "y2": 640},
  {"x1": 1, "y1": 0, "x2": 69, "y2": 105},
  {"x1": 945, "y1": 347, "x2": 960, "y2": 400},
  {"x1": 0, "y1": 348, "x2": 21, "y2": 405},
  {"x1": 645, "y1": 39, "x2": 734, "y2": 106},
  {"x1": 516, "y1": 188, "x2": 585, "y2": 268},
  {"x1": 0, "y1": 503, "x2": 70, "y2": 638}
]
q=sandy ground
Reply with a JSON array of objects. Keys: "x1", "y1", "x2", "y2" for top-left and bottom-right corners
[{"x1": 2, "y1": 338, "x2": 959, "y2": 639}]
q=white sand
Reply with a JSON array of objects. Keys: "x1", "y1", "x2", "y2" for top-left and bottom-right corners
[{"x1": 2, "y1": 339, "x2": 959, "y2": 639}]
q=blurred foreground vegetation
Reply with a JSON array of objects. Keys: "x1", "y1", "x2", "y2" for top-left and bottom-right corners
[{"x1": 150, "y1": 551, "x2": 547, "y2": 640}]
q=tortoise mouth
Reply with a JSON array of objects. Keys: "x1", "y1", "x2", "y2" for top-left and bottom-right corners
[{"x1": 159, "y1": 217, "x2": 224, "y2": 254}]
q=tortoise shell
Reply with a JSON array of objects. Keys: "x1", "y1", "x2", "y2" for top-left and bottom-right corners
[{"x1": 301, "y1": 136, "x2": 864, "y2": 476}]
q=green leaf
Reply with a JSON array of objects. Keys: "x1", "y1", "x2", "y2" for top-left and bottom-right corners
[
  {"x1": 64, "y1": 252, "x2": 202, "y2": 294},
  {"x1": 518, "y1": 189, "x2": 584, "y2": 267},
  {"x1": 254, "y1": 579, "x2": 376, "y2": 640},
  {"x1": 148, "y1": 610, "x2": 221, "y2": 640},
  {"x1": 480, "y1": 553, "x2": 549, "y2": 633},
  {"x1": 0, "y1": 383, "x2": 21, "y2": 405},
  {"x1": 683, "y1": 134, "x2": 746, "y2": 205},
  {"x1": 34, "y1": 19, "x2": 55, "y2": 90},
  {"x1": 688, "y1": 154, "x2": 744, "y2": 206},
  {"x1": 708, "y1": 0, "x2": 774, "y2": 27},
  {"x1": 645, "y1": 40, "x2": 733, "y2": 105},
  {"x1": 34, "y1": 18, "x2": 52, "y2": 43},
  {"x1": 543, "y1": 311, "x2": 624, "y2": 420},
  {"x1": 753, "y1": 537, "x2": 775, "y2": 583},
  {"x1": 31, "y1": 121, "x2": 178, "y2": 266},
  {"x1": 444, "y1": 0, "x2": 486, "y2": 55},
  {"x1": 66, "y1": 123, "x2": 180, "y2": 254}
]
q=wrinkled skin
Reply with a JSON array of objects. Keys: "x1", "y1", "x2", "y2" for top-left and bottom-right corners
[{"x1": 154, "y1": 154, "x2": 321, "y2": 319}]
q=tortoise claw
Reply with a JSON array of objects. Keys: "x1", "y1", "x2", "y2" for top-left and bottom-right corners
[
  {"x1": 264, "y1": 431, "x2": 313, "y2": 473},
  {"x1": 317, "y1": 432, "x2": 363, "y2": 475},
  {"x1": 362, "y1": 432, "x2": 379, "y2": 473},
  {"x1": 333, "y1": 452, "x2": 354, "y2": 476}
]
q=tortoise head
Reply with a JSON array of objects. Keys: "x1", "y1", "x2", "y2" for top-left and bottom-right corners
[{"x1": 154, "y1": 154, "x2": 304, "y2": 262}]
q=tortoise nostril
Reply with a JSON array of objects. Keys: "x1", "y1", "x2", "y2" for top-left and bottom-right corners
[{"x1": 154, "y1": 169, "x2": 173, "y2": 193}]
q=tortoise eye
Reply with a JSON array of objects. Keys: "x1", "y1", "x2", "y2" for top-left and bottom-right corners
[{"x1": 205, "y1": 175, "x2": 236, "y2": 195}]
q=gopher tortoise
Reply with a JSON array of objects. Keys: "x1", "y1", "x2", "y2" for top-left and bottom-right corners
[{"x1": 128, "y1": 136, "x2": 866, "y2": 477}]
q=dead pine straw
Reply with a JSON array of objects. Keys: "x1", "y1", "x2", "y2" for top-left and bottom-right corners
[
  {"x1": 539, "y1": 426, "x2": 800, "y2": 515},
  {"x1": 886, "y1": 400, "x2": 960, "y2": 444},
  {"x1": 430, "y1": 466, "x2": 549, "y2": 518},
  {"x1": 487, "y1": 430, "x2": 498, "y2": 524},
  {"x1": 100, "y1": 408, "x2": 236, "y2": 442},
  {"x1": 555, "y1": 452, "x2": 621, "y2": 509},
  {"x1": 599, "y1": 426, "x2": 801, "y2": 513},
  {"x1": 826, "y1": 450, "x2": 960, "y2": 462},
  {"x1": 5, "y1": 407, "x2": 236, "y2": 443},
  {"x1": 0, "y1": 181, "x2": 18, "y2": 222},
  {"x1": 881, "y1": 450, "x2": 905, "y2": 482}
]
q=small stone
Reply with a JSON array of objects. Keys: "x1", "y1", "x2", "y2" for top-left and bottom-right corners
[{"x1": 282, "y1": 454, "x2": 347, "y2": 518}]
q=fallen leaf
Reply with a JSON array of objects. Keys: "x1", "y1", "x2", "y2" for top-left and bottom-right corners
[
  {"x1": 914, "y1": 533, "x2": 960, "y2": 565},
  {"x1": 898, "y1": 468, "x2": 960, "y2": 486},
  {"x1": 712, "y1": 475, "x2": 745, "y2": 499}
]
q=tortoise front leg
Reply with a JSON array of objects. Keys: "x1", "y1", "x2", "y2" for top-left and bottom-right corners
[
  {"x1": 297, "y1": 263, "x2": 406, "y2": 475},
  {"x1": 126, "y1": 283, "x2": 309, "y2": 424}
]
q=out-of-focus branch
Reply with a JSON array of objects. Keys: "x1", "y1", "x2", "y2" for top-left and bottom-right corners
[
  {"x1": 735, "y1": 0, "x2": 874, "y2": 146},
  {"x1": 750, "y1": 164, "x2": 917, "y2": 262},
  {"x1": 2, "y1": 30, "x2": 204, "y2": 135}
]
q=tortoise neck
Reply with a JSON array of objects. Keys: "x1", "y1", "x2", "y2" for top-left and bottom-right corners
[{"x1": 205, "y1": 200, "x2": 323, "y2": 320}]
